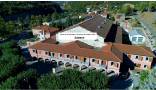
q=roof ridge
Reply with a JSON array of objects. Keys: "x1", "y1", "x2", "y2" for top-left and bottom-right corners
[{"x1": 140, "y1": 46, "x2": 155, "y2": 57}]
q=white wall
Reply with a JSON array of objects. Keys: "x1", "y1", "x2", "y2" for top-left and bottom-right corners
[
  {"x1": 129, "y1": 54, "x2": 152, "y2": 69},
  {"x1": 56, "y1": 26, "x2": 105, "y2": 48}
]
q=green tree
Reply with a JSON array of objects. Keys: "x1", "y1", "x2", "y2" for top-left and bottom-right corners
[
  {"x1": 135, "y1": 2, "x2": 148, "y2": 12},
  {"x1": 52, "y1": 12, "x2": 60, "y2": 20},
  {"x1": 30, "y1": 15, "x2": 42, "y2": 28},
  {"x1": 37, "y1": 73, "x2": 60, "y2": 89},
  {"x1": 149, "y1": 2, "x2": 156, "y2": 11},
  {"x1": 120, "y1": 4, "x2": 134, "y2": 15},
  {"x1": 0, "y1": 17, "x2": 6, "y2": 39},
  {"x1": 60, "y1": 69, "x2": 87, "y2": 89},
  {"x1": 37, "y1": 69, "x2": 108, "y2": 89},
  {"x1": 82, "y1": 71, "x2": 108, "y2": 89},
  {"x1": 139, "y1": 70, "x2": 149, "y2": 85},
  {"x1": 5, "y1": 21, "x2": 16, "y2": 35},
  {"x1": 0, "y1": 41, "x2": 25, "y2": 83},
  {"x1": 0, "y1": 69, "x2": 37, "y2": 89}
]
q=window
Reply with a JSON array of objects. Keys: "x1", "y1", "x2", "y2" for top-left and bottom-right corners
[
  {"x1": 45, "y1": 52, "x2": 48, "y2": 55},
  {"x1": 144, "y1": 65, "x2": 147, "y2": 68},
  {"x1": 67, "y1": 55, "x2": 70, "y2": 58},
  {"x1": 138, "y1": 37, "x2": 143, "y2": 42},
  {"x1": 135, "y1": 56, "x2": 139, "y2": 59},
  {"x1": 33, "y1": 49, "x2": 37, "y2": 53},
  {"x1": 146, "y1": 57, "x2": 148, "y2": 61},
  {"x1": 101, "y1": 61, "x2": 104, "y2": 65},
  {"x1": 75, "y1": 56, "x2": 78, "y2": 59},
  {"x1": 92, "y1": 59, "x2": 95, "y2": 62},
  {"x1": 116, "y1": 63, "x2": 119, "y2": 68},
  {"x1": 52, "y1": 53, "x2": 55, "y2": 57},
  {"x1": 33, "y1": 49, "x2": 36, "y2": 52},
  {"x1": 97, "y1": 60, "x2": 99, "y2": 64},
  {"x1": 84, "y1": 58, "x2": 86, "y2": 62},
  {"x1": 132, "y1": 37, "x2": 137, "y2": 41},
  {"x1": 60, "y1": 54, "x2": 62, "y2": 57},
  {"x1": 111, "y1": 62, "x2": 114, "y2": 66}
]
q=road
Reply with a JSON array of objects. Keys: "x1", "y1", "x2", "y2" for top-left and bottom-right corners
[{"x1": 0, "y1": 30, "x2": 32, "y2": 44}]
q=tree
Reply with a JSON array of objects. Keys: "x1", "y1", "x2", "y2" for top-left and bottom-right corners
[
  {"x1": 30, "y1": 15, "x2": 42, "y2": 28},
  {"x1": 149, "y1": 2, "x2": 156, "y2": 11},
  {"x1": 37, "y1": 73, "x2": 60, "y2": 89},
  {"x1": 135, "y1": 2, "x2": 148, "y2": 12},
  {"x1": 0, "y1": 17, "x2": 22, "y2": 39},
  {"x1": 52, "y1": 12, "x2": 60, "y2": 20},
  {"x1": 37, "y1": 69, "x2": 109, "y2": 89},
  {"x1": 120, "y1": 4, "x2": 134, "y2": 15},
  {"x1": 60, "y1": 69, "x2": 87, "y2": 89},
  {"x1": 82, "y1": 71, "x2": 108, "y2": 89},
  {"x1": 139, "y1": 70, "x2": 149, "y2": 85},
  {"x1": 5, "y1": 21, "x2": 16, "y2": 35},
  {"x1": 132, "y1": 68, "x2": 156, "y2": 90},
  {"x1": 0, "y1": 41, "x2": 25, "y2": 83},
  {"x1": 138, "y1": 68, "x2": 156, "y2": 90},
  {"x1": 0, "y1": 16, "x2": 6, "y2": 39},
  {"x1": 0, "y1": 69, "x2": 38, "y2": 89}
]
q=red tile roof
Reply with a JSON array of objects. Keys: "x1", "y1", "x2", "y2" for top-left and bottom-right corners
[
  {"x1": 29, "y1": 40, "x2": 122, "y2": 62},
  {"x1": 104, "y1": 43, "x2": 155, "y2": 57}
]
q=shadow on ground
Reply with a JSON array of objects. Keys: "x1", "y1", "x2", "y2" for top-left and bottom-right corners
[
  {"x1": 109, "y1": 74, "x2": 133, "y2": 89},
  {"x1": 26, "y1": 61, "x2": 54, "y2": 75}
]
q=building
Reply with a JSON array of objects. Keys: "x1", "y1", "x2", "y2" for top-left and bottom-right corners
[
  {"x1": 28, "y1": 38, "x2": 155, "y2": 74},
  {"x1": 28, "y1": 13, "x2": 155, "y2": 74},
  {"x1": 104, "y1": 43, "x2": 155, "y2": 71},
  {"x1": 29, "y1": 39, "x2": 122, "y2": 74},
  {"x1": 129, "y1": 27, "x2": 146, "y2": 45},
  {"x1": 32, "y1": 25, "x2": 59, "y2": 41},
  {"x1": 56, "y1": 15, "x2": 116, "y2": 48}
]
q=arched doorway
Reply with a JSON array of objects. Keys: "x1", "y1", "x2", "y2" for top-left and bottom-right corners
[
  {"x1": 81, "y1": 65, "x2": 88, "y2": 70},
  {"x1": 73, "y1": 64, "x2": 80, "y2": 69},
  {"x1": 89, "y1": 67, "x2": 96, "y2": 71},
  {"x1": 58, "y1": 61, "x2": 64, "y2": 66},
  {"x1": 38, "y1": 58, "x2": 43, "y2": 61},
  {"x1": 65, "y1": 62, "x2": 72, "y2": 67},
  {"x1": 32, "y1": 57, "x2": 37, "y2": 60}
]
